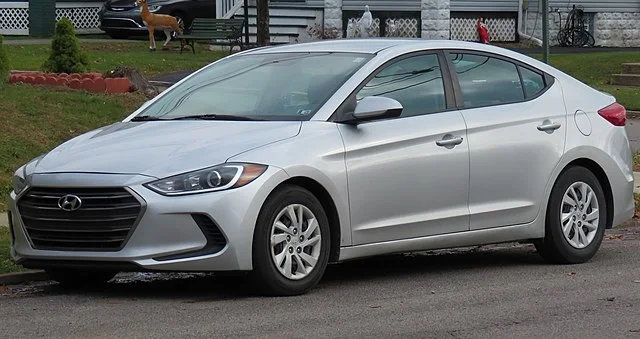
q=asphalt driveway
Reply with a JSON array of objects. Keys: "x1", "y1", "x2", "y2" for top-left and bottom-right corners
[{"x1": 1, "y1": 225, "x2": 639, "y2": 338}]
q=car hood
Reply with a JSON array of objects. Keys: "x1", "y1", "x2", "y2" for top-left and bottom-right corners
[{"x1": 32, "y1": 121, "x2": 301, "y2": 179}]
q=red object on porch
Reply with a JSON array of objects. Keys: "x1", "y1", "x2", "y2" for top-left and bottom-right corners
[{"x1": 477, "y1": 18, "x2": 490, "y2": 44}]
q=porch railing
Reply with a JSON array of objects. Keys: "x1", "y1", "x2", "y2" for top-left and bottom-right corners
[{"x1": 216, "y1": 0, "x2": 243, "y2": 19}]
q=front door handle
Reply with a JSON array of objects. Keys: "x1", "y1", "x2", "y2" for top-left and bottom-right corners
[
  {"x1": 436, "y1": 135, "x2": 464, "y2": 147},
  {"x1": 537, "y1": 121, "x2": 561, "y2": 132}
]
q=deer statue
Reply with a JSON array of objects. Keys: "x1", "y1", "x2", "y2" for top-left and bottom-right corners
[{"x1": 134, "y1": 0, "x2": 183, "y2": 51}]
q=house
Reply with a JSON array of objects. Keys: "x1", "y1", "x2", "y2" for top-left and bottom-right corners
[
  {"x1": 0, "y1": 0, "x2": 103, "y2": 36},
  {"x1": 2, "y1": 0, "x2": 639, "y2": 47},
  {"x1": 224, "y1": 0, "x2": 640, "y2": 47}
]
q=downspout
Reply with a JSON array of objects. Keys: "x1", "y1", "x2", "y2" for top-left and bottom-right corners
[{"x1": 518, "y1": 0, "x2": 543, "y2": 46}]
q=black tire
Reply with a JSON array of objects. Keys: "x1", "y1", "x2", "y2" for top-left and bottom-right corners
[
  {"x1": 535, "y1": 166, "x2": 607, "y2": 264},
  {"x1": 46, "y1": 269, "x2": 117, "y2": 288},
  {"x1": 250, "y1": 185, "x2": 330, "y2": 296}
]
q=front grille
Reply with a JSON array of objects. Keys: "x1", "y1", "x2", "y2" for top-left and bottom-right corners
[{"x1": 17, "y1": 187, "x2": 143, "y2": 251}]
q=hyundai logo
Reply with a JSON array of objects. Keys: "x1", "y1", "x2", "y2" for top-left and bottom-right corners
[{"x1": 58, "y1": 194, "x2": 82, "y2": 212}]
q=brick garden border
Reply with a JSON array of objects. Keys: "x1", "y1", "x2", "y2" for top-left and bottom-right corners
[{"x1": 9, "y1": 71, "x2": 133, "y2": 94}]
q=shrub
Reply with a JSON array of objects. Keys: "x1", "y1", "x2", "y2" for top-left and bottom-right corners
[
  {"x1": 42, "y1": 18, "x2": 89, "y2": 74},
  {"x1": 0, "y1": 35, "x2": 8, "y2": 85}
]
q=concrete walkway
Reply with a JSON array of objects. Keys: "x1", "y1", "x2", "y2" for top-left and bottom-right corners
[{"x1": 2, "y1": 172, "x2": 640, "y2": 227}]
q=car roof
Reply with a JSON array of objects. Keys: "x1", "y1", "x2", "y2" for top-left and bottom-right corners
[{"x1": 243, "y1": 38, "x2": 502, "y2": 55}]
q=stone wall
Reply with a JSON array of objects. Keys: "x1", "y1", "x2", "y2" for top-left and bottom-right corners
[
  {"x1": 524, "y1": 10, "x2": 640, "y2": 47},
  {"x1": 421, "y1": 0, "x2": 450, "y2": 39},
  {"x1": 324, "y1": 0, "x2": 343, "y2": 36},
  {"x1": 594, "y1": 12, "x2": 640, "y2": 47}
]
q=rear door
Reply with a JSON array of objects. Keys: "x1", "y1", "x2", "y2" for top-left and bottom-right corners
[{"x1": 445, "y1": 50, "x2": 567, "y2": 230}]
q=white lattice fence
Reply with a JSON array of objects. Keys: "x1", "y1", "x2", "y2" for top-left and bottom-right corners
[
  {"x1": 385, "y1": 18, "x2": 419, "y2": 38},
  {"x1": 451, "y1": 17, "x2": 517, "y2": 42},
  {"x1": 56, "y1": 3, "x2": 102, "y2": 33},
  {"x1": 347, "y1": 16, "x2": 419, "y2": 38},
  {"x1": 0, "y1": 2, "x2": 29, "y2": 35}
]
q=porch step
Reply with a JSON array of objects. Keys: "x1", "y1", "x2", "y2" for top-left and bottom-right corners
[
  {"x1": 611, "y1": 74, "x2": 640, "y2": 87},
  {"x1": 622, "y1": 63, "x2": 640, "y2": 75}
]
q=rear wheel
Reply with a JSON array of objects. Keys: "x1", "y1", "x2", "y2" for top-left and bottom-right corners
[
  {"x1": 46, "y1": 269, "x2": 117, "y2": 288},
  {"x1": 535, "y1": 166, "x2": 607, "y2": 264},
  {"x1": 250, "y1": 185, "x2": 330, "y2": 296}
]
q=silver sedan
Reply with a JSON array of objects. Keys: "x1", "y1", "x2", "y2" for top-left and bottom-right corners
[{"x1": 8, "y1": 39, "x2": 634, "y2": 295}]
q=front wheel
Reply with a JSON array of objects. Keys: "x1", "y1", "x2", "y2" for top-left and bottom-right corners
[
  {"x1": 250, "y1": 185, "x2": 330, "y2": 296},
  {"x1": 535, "y1": 166, "x2": 607, "y2": 264}
]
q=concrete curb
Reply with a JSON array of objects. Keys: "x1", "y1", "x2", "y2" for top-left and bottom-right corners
[{"x1": 0, "y1": 270, "x2": 49, "y2": 286}]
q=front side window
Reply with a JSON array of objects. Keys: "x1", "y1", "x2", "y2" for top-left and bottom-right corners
[
  {"x1": 357, "y1": 54, "x2": 447, "y2": 118},
  {"x1": 135, "y1": 52, "x2": 373, "y2": 121},
  {"x1": 450, "y1": 53, "x2": 525, "y2": 108}
]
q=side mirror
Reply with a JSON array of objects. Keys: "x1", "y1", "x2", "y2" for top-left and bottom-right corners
[{"x1": 338, "y1": 96, "x2": 403, "y2": 125}]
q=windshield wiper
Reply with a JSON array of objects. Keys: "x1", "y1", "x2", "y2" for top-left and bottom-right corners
[
  {"x1": 167, "y1": 114, "x2": 264, "y2": 121},
  {"x1": 131, "y1": 115, "x2": 163, "y2": 121}
]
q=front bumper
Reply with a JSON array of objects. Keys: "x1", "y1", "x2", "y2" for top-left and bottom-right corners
[{"x1": 9, "y1": 168, "x2": 287, "y2": 272}]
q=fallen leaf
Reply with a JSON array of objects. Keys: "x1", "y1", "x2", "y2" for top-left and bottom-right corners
[
  {"x1": 607, "y1": 297, "x2": 615, "y2": 302},
  {"x1": 630, "y1": 329, "x2": 640, "y2": 333},
  {"x1": 368, "y1": 305, "x2": 381, "y2": 309},
  {"x1": 634, "y1": 280, "x2": 640, "y2": 283},
  {"x1": 567, "y1": 272, "x2": 576, "y2": 276}
]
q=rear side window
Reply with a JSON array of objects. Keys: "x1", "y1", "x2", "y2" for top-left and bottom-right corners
[
  {"x1": 449, "y1": 53, "x2": 525, "y2": 108},
  {"x1": 518, "y1": 66, "x2": 546, "y2": 99}
]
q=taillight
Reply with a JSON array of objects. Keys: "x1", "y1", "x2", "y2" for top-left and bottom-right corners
[{"x1": 598, "y1": 102, "x2": 627, "y2": 126}]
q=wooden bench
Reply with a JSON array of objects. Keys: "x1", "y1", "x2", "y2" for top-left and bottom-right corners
[{"x1": 177, "y1": 18, "x2": 245, "y2": 55}]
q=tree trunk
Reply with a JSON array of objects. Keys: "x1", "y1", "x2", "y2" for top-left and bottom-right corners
[
  {"x1": 103, "y1": 66, "x2": 158, "y2": 98},
  {"x1": 256, "y1": 0, "x2": 270, "y2": 46}
]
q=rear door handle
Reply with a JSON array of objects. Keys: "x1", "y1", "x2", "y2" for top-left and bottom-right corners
[
  {"x1": 436, "y1": 135, "x2": 464, "y2": 147},
  {"x1": 537, "y1": 122, "x2": 561, "y2": 132}
]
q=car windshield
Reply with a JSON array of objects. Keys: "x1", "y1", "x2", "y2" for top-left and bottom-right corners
[{"x1": 134, "y1": 52, "x2": 373, "y2": 121}]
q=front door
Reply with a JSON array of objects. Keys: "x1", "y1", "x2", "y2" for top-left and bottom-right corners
[{"x1": 337, "y1": 52, "x2": 470, "y2": 245}]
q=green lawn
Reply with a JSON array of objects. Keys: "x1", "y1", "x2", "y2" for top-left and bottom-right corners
[
  {"x1": 0, "y1": 227, "x2": 24, "y2": 274},
  {"x1": 529, "y1": 52, "x2": 640, "y2": 111},
  {"x1": 4, "y1": 41, "x2": 226, "y2": 76},
  {"x1": 0, "y1": 84, "x2": 147, "y2": 211}
]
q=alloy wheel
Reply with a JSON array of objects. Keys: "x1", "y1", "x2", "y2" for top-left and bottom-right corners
[
  {"x1": 560, "y1": 181, "x2": 600, "y2": 249},
  {"x1": 270, "y1": 204, "x2": 322, "y2": 280}
]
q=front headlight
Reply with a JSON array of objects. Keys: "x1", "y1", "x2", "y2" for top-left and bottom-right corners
[
  {"x1": 145, "y1": 163, "x2": 268, "y2": 196},
  {"x1": 12, "y1": 169, "x2": 27, "y2": 195}
]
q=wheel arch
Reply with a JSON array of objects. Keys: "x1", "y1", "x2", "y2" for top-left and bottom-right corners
[
  {"x1": 270, "y1": 177, "x2": 342, "y2": 263},
  {"x1": 548, "y1": 157, "x2": 615, "y2": 229}
]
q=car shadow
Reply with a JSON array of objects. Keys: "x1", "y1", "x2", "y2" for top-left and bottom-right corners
[{"x1": 17, "y1": 243, "x2": 551, "y2": 300}]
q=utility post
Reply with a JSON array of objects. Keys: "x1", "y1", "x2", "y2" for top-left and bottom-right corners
[{"x1": 541, "y1": 0, "x2": 550, "y2": 64}]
